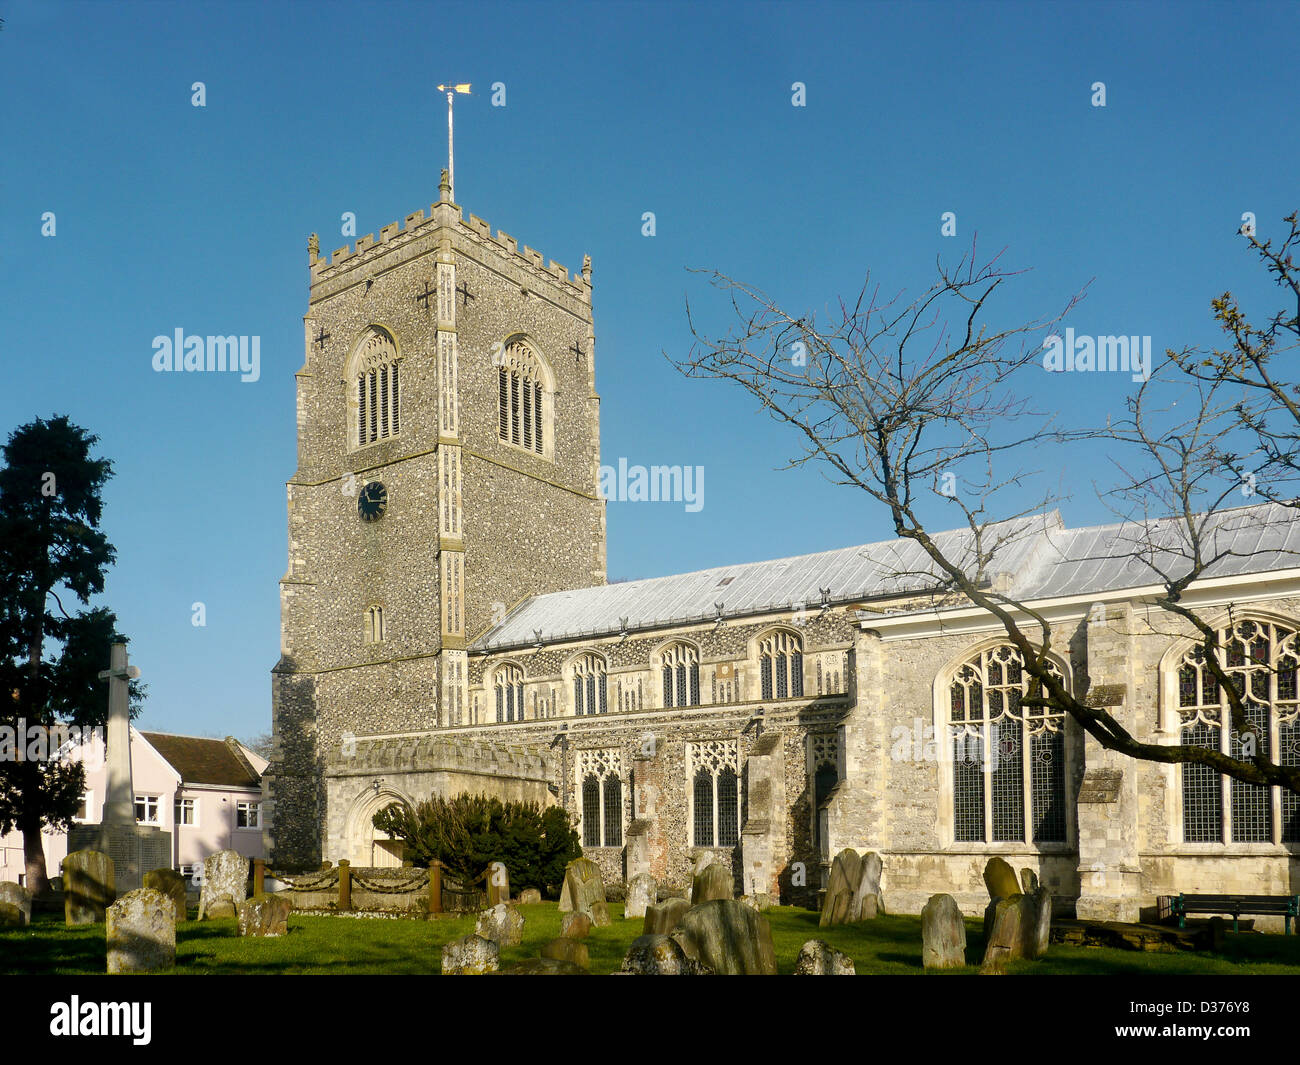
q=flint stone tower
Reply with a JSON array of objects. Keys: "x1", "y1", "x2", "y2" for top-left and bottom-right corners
[{"x1": 267, "y1": 173, "x2": 605, "y2": 867}]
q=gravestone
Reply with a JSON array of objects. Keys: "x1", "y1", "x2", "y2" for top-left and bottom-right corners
[
  {"x1": 442, "y1": 933, "x2": 499, "y2": 975},
  {"x1": 106, "y1": 888, "x2": 175, "y2": 973},
  {"x1": 561, "y1": 910, "x2": 592, "y2": 939},
  {"x1": 476, "y1": 902, "x2": 524, "y2": 946},
  {"x1": 820, "y1": 848, "x2": 883, "y2": 925},
  {"x1": 643, "y1": 897, "x2": 690, "y2": 936},
  {"x1": 686, "y1": 852, "x2": 714, "y2": 902},
  {"x1": 64, "y1": 849, "x2": 115, "y2": 925},
  {"x1": 497, "y1": 957, "x2": 587, "y2": 975},
  {"x1": 621, "y1": 934, "x2": 709, "y2": 975},
  {"x1": 0, "y1": 902, "x2": 21, "y2": 926},
  {"x1": 0, "y1": 882, "x2": 32, "y2": 926},
  {"x1": 198, "y1": 849, "x2": 249, "y2": 919},
  {"x1": 692, "y1": 862, "x2": 733, "y2": 904},
  {"x1": 518, "y1": 887, "x2": 541, "y2": 905},
  {"x1": 143, "y1": 868, "x2": 187, "y2": 923},
  {"x1": 541, "y1": 936, "x2": 589, "y2": 968},
  {"x1": 793, "y1": 940, "x2": 856, "y2": 975},
  {"x1": 851, "y1": 851, "x2": 884, "y2": 918},
  {"x1": 921, "y1": 893, "x2": 967, "y2": 969},
  {"x1": 1020, "y1": 868, "x2": 1039, "y2": 894},
  {"x1": 981, "y1": 895, "x2": 1032, "y2": 973},
  {"x1": 588, "y1": 899, "x2": 612, "y2": 927},
  {"x1": 982, "y1": 856, "x2": 1021, "y2": 901},
  {"x1": 557, "y1": 857, "x2": 605, "y2": 914},
  {"x1": 67, "y1": 644, "x2": 169, "y2": 892},
  {"x1": 238, "y1": 894, "x2": 291, "y2": 937},
  {"x1": 670, "y1": 899, "x2": 778, "y2": 975},
  {"x1": 625, "y1": 872, "x2": 657, "y2": 919}
]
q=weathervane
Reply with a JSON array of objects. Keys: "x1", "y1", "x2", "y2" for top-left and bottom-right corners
[{"x1": 436, "y1": 82, "x2": 472, "y2": 199}]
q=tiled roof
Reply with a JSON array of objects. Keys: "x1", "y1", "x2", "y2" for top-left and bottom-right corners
[
  {"x1": 471, "y1": 503, "x2": 1300, "y2": 652},
  {"x1": 140, "y1": 733, "x2": 262, "y2": 789}
]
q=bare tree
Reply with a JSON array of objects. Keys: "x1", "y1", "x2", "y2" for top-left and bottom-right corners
[{"x1": 673, "y1": 229, "x2": 1300, "y2": 795}]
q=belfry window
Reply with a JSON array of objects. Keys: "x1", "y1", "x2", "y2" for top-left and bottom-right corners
[
  {"x1": 354, "y1": 329, "x2": 401, "y2": 447},
  {"x1": 496, "y1": 339, "x2": 546, "y2": 456}
]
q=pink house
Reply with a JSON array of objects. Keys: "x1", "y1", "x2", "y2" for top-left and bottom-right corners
[{"x1": 0, "y1": 729, "x2": 269, "y2": 887}]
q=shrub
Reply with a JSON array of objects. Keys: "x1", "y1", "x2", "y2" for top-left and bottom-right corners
[{"x1": 372, "y1": 794, "x2": 581, "y2": 893}]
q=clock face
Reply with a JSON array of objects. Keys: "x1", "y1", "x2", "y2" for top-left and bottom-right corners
[{"x1": 358, "y1": 481, "x2": 387, "y2": 523}]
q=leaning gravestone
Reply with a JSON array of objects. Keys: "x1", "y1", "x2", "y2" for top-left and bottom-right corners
[
  {"x1": 981, "y1": 894, "x2": 1033, "y2": 973},
  {"x1": 65, "y1": 849, "x2": 115, "y2": 926},
  {"x1": 106, "y1": 888, "x2": 175, "y2": 973},
  {"x1": 820, "y1": 848, "x2": 883, "y2": 926},
  {"x1": 558, "y1": 857, "x2": 606, "y2": 914},
  {"x1": 692, "y1": 862, "x2": 733, "y2": 904},
  {"x1": 1020, "y1": 868, "x2": 1040, "y2": 894},
  {"x1": 793, "y1": 940, "x2": 856, "y2": 975},
  {"x1": 851, "y1": 851, "x2": 884, "y2": 918},
  {"x1": 686, "y1": 852, "x2": 714, "y2": 902},
  {"x1": 625, "y1": 872, "x2": 657, "y2": 919},
  {"x1": 238, "y1": 894, "x2": 292, "y2": 937},
  {"x1": 643, "y1": 897, "x2": 690, "y2": 936},
  {"x1": 983, "y1": 856, "x2": 1021, "y2": 901},
  {"x1": 442, "y1": 933, "x2": 499, "y2": 975},
  {"x1": 541, "y1": 936, "x2": 589, "y2": 968},
  {"x1": 1026, "y1": 887, "x2": 1052, "y2": 959},
  {"x1": 621, "y1": 934, "x2": 709, "y2": 975},
  {"x1": 476, "y1": 902, "x2": 524, "y2": 946},
  {"x1": 921, "y1": 893, "x2": 967, "y2": 969},
  {"x1": 670, "y1": 899, "x2": 778, "y2": 975},
  {"x1": 0, "y1": 882, "x2": 32, "y2": 927},
  {"x1": 198, "y1": 849, "x2": 248, "y2": 920},
  {"x1": 143, "y1": 868, "x2": 187, "y2": 924}
]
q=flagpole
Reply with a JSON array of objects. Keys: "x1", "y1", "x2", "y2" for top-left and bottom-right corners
[{"x1": 437, "y1": 83, "x2": 471, "y2": 201}]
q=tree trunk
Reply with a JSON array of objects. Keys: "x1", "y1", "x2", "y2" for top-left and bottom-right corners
[{"x1": 22, "y1": 816, "x2": 50, "y2": 898}]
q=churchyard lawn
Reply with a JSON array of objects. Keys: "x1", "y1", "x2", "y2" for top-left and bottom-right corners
[{"x1": 3, "y1": 903, "x2": 1300, "y2": 975}]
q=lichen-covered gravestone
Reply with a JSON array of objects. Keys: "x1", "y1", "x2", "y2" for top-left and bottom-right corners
[
  {"x1": 621, "y1": 934, "x2": 709, "y2": 975},
  {"x1": 442, "y1": 933, "x2": 499, "y2": 975},
  {"x1": 0, "y1": 882, "x2": 32, "y2": 927},
  {"x1": 541, "y1": 936, "x2": 589, "y2": 968},
  {"x1": 143, "y1": 868, "x2": 187, "y2": 924},
  {"x1": 686, "y1": 852, "x2": 714, "y2": 902},
  {"x1": 557, "y1": 856, "x2": 605, "y2": 914},
  {"x1": 670, "y1": 899, "x2": 778, "y2": 975},
  {"x1": 106, "y1": 889, "x2": 175, "y2": 974},
  {"x1": 982, "y1": 856, "x2": 1021, "y2": 901},
  {"x1": 561, "y1": 910, "x2": 592, "y2": 939},
  {"x1": 921, "y1": 893, "x2": 967, "y2": 969},
  {"x1": 691, "y1": 862, "x2": 733, "y2": 904},
  {"x1": 819, "y1": 848, "x2": 883, "y2": 926},
  {"x1": 475, "y1": 902, "x2": 524, "y2": 946},
  {"x1": 642, "y1": 897, "x2": 689, "y2": 936},
  {"x1": 625, "y1": 872, "x2": 657, "y2": 919},
  {"x1": 198, "y1": 849, "x2": 248, "y2": 920},
  {"x1": 793, "y1": 940, "x2": 856, "y2": 975},
  {"x1": 518, "y1": 887, "x2": 542, "y2": 905},
  {"x1": 65, "y1": 850, "x2": 115, "y2": 926},
  {"x1": 238, "y1": 893, "x2": 292, "y2": 937}
]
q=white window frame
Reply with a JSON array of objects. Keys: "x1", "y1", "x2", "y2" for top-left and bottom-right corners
[
  {"x1": 236, "y1": 801, "x2": 262, "y2": 830},
  {"x1": 175, "y1": 796, "x2": 197, "y2": 827},
  {"x1": 134, "y1": 794, "x2": 162, "y2": 826}
]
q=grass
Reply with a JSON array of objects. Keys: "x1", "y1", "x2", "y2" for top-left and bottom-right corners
[{"x1": 3, "y1": 903, "x2": 1300, "y2": 975}]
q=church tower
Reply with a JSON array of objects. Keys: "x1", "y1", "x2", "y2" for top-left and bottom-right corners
[{"x1": 267, "y1": 171, "x2": 605, "y2": 867}]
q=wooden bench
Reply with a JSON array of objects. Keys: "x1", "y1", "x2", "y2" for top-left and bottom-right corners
[{"x1": 1171, "y1": 893, "x2": 1299, "y2": 934}]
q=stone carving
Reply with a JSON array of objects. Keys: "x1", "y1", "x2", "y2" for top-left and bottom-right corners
[
  {"x1": 442, "y1": 933, "x2": 500, "y2": 975},
  {"x1": 106, "y1": 888, "x2": 175, "y2": 973},
  {"x1": 793, "y1": 939, "x2": 856, "y2": 975},
  {"x1": 643, "y1": 897, "x2": 690, "y2": 936},
  {"x1": 820, "y1": 848, "x2": 882, "y2": 925},
  {"x1": 921, "y1": 893, "x2": 967, "y2": 969},
  {"x1": 475, "y1": 902, "x2": 524, "y2": 946},
  {"x1": 238, "y1": 894, "x2": 291, "y2": 937},
  {"x1": 143, "y1": 868, "x2": 187, "y2": 924},
  {"x1": 64, "y1": 849, "x2": 115, "y2": 926},
  {"x1": 198, "y1": 850, "x2": 249, "y2": 920},
  {"x1": 621, "y1": 934, "x2": 709, "y2": 975},
  {"x1": 557, "y1": 856, "x2": 605, "y2": 914},
  {"x1": 0, "y1": 882, "x2": 32, "y2": 927},
  {"x1": 982, "y1": 856, "x2": 1021, "y2": 901},
  {"x1": 692, "y1": 862, "x2": 733, "y2": 904},
  {"x1": 670, "y1": 899, "x2": 778, "y2": 975},
  {"x1": 540, "y1": 936, "x2": 589, "y2": 968},
  {"x1": 625, "y1": 872, "x2": 657, "y2": 919}
]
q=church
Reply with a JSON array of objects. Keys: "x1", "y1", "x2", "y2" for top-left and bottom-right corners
[{"x1": 265, "y1": 170, "x2": 1300, "y2": 922}]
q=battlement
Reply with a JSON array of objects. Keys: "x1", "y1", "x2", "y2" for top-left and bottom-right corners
[{"x1": 308, "y1": 196, "x2": 592, "y2": 303}]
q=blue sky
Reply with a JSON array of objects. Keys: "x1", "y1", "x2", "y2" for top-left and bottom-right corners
[{"x1": 2, "y1": 0, "x2": 1296, "y2": 741}]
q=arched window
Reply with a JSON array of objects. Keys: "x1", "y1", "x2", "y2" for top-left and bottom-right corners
[
  {"x1": 494, "y1": 664, "x2": 525, "y2": 723},
  {"x1": 759, "y1": 630, "x2": 804, "y2": 699},
  {"x1": 1174, "y1": 618, "x2": 1300, "y2": 844},
  {"x1": 947, "y1": 645, "x2": 1068, "y2": 844},
  {"x1": 577, "y1": 749, "x2": 623, "y2": 848},
  {"x1": 352, "y1": 328, "x2": 401, "y2": 447},
  {"x1": 496, "y1": 338, "x2": 547, "y2": 457},
  {"x1": 661, "y1": 643, "x2": 700, "y2": 708},
  {"x1": 572, "y1": 653, "x2": 608, "y2": 716},
  {"x1": 364, "y1": 605, "x2": 385, "y2": 644},
  {"x1": 688, "y1": 740, "x2": 740, "y2": 848}
]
